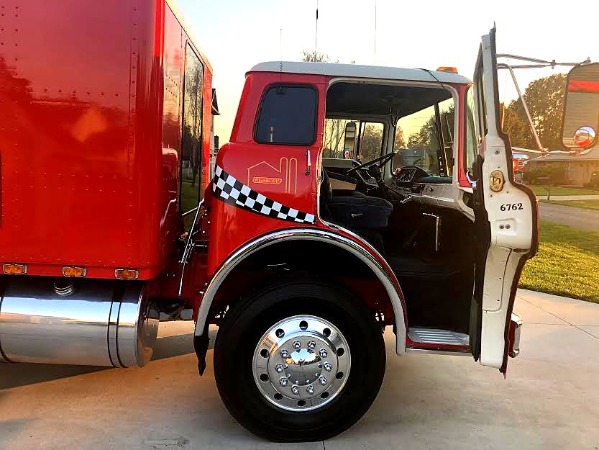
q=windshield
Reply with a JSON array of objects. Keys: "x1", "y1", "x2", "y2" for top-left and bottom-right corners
[{"x1": 393, "y1": 97, "x2": 455, "y2": 176}]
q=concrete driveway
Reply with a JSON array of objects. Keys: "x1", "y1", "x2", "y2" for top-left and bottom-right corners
[{"x1": 1, "y1": 289, "x2": 599, "y2": 450}]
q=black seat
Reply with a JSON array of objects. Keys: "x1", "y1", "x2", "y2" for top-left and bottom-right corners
[{"x1": 320, "y1": 170, "x2": 393, "y2": 229}]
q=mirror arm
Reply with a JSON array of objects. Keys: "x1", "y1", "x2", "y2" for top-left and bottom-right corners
[{"x1": 497, "y1": 62, "x2": 545, "y2": 152}]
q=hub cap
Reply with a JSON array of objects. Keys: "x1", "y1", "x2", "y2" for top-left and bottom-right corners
[{"x1": 252, "y1": 315, "x2": 351, "y2": 412}]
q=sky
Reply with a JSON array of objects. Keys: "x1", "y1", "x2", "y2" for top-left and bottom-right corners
[{"x1": 177, "y1": 0, "x2": 599, "y2": 144}]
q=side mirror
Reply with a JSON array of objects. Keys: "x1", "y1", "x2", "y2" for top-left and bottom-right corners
[
  {"x1": 343, "y1": 122, "x2": 357, "y2": 159},
  {"x1": 562, "y1": 63, "x2": 599, "y2": 152}
]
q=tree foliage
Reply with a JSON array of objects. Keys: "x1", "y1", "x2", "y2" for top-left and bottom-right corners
[
  {"x1": 394, "y1": 127, "x2": 406, "y2": 148},
  {"x1": 407, "y1": 106, "x2": 455, "y2": 150},
  {"x1": 302, "y1": 51, "x2": 330, "y2": 62},
  {"x1": 502, "y1": 73, "x2": 567, "y2": 150},
  {"x1": 359, "y1": 124, "x2": 383, "y2": 162}
]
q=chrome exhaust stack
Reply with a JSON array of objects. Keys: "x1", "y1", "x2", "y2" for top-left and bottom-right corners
[{"x1": 0, "y1": 279, "x2": 159, "y2": 367}]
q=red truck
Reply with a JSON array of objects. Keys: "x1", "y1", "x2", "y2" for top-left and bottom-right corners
[{"x1": 0, "y1": 1, "x2": 538, "y2": 442}]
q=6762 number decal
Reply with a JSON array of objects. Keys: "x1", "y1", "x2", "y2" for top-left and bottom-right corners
[{"x1": 500, "y1": 203, "x2": 523, "y2": 211}]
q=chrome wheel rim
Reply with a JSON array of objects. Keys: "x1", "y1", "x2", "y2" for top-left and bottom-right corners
[{"x1": 252, "y1": 314, "x2": 351, "y2": 412}]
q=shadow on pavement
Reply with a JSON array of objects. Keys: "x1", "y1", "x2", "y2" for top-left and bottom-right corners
[{"x1": 0, "y1": 327, "x2": 218, "y2": 390}]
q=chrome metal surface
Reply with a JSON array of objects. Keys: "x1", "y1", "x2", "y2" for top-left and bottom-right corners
[
  {"x1": 422, "y1": 213, "x2": 441, "y2": 252},
  {"x1": 0, "y1": 279, "x2": 158, "y2": 367},
  {"x1": 406, "y1": 348, "x2": 471, "y2": 356},
  {"x1": 574, "y1": 126, "x2": 596, "y2": 148},
  {"x1": 182, "y1": 206, "x2": 199, "y2": 217},
  {"x1": 179, "y1": 198, "x2": 205, "y2": 295},
  {"x1": 252, "y1": 315, "x2": 351, "y2": 412},
  {"x1": 305, "y1": 149, "x2": 312, "y2": 175},
  {"x1": 509, "y1": 313, "x2": 523, "y2": 358},
  {"x1": 408, "y1": 327, "x2": 470, "y2": 347},
  {"x1": 53, "y1": 281, "x2": 76, "y2": 297},
  {"x1": 195, "y1": 227, "x2": 407, "y2": 355}
]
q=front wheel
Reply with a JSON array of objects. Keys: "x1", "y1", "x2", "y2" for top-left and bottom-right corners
[{"x1": 213, "y1": 280, "x2": 386, "y2": 442}]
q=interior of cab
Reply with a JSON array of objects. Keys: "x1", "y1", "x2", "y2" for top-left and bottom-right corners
[{"x1": 320, "y1": 81, "x2": 475, "y2": 339}]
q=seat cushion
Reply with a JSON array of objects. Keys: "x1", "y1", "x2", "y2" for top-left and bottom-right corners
[{"x1": 327, "y1": 194, "x2": 393, "y2": 229}]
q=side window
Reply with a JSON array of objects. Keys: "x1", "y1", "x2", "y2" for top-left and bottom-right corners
[
  {"x1": 255, "y1": 85, "x2": 317, "y2": 145},
  {"x1": 358, "y1": 122, "x2": 384, "y2": 163},
  {"x1": 322, "y1": 120, "x2": 383, "y2": 162},
  {"x1": 181, "y1": 44, "x2": 204, "y2": 213},
  {"x1": 465, "y1": 87, "x2": 478, "y2": 172}
]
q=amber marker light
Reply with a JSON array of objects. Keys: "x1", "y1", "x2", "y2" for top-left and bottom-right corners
[
  {"x1": 3, "y1": 263, "x2": 28, "y2": 275},
  {"x1": 115, "y1": 268, "x2": 139, "y2": 280},
  {"x1": 437, "y1": 66, "x2": 458, "y2": 73},
  {"x1": 62, "y1": 266, "x2": 87, "y2": 277}
]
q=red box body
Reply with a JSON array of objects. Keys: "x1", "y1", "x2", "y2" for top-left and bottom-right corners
[{"x1": 0, "y1": 0, "x2": 213, "y2": 280}]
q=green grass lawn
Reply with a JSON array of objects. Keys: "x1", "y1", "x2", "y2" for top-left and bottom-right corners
[
  {"x1": 181, "y1": 181, "x2": 200, "y2": 213},
  {"x1": 528, "y1": 185, "x2": 599, "y2": 196},
  {"x1": 520, "y1": 221, "x2": 599, "y2": 303},
  {"x1": 539, "y1": 199, "x2": 599, "y2": 211},
  {"x1": 180, "y1": 181, "x2": 201, "y2": 229}
]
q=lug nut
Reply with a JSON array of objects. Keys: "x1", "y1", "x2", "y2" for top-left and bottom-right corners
[
  {"x1": 323, "y1": 362, "x2": 332, "y2": 372},
  {"x1": 308, "y1": 341, "x2": 316, "y2": 349},
  {"x1": 291, "y1": 385, "x2": 300, "y2": 395},
  {"x1": 319, "y1": 349, "x2": 328, "y2": 358},
  {"x1": 275, "y1": 364, "x2": 284, "y2": 373},
  {"x1": 293, "y1": 340, "x2": 301, "y2": 349},
  {"x1": 319, "y1": 376, "x2": 327, "y2": 385},
  {"x1": 280, "y1": 377, "x2": 288, "y2": 387},
  {"x1": 306, "y1": 384, "x2": 314, "y2": 395},
  {"x1": 280, "y1": 349, "x2": 289, "y2": 358}
]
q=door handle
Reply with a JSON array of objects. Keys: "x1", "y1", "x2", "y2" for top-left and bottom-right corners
[{"x1": 305, "y1": 149, "x2": 311, "y2": 175}]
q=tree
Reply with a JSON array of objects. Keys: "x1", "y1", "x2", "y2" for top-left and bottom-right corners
[
  {"x1": 302, "y1": 51, "x2": 329, "y2": 62},
  {"x1": 359, "y1": 124, "x2": 384, "y2": 162},
  {"x1": 394, "y1": 126, "x2": 406, "y2": 148},
  {"x1": 407, "y1": 105, "x2": 454, "y2": 150},
  {"x1": 501, "y1": 101, "x2": 534, "y2": 148},
  {"x1": 323, "y1": 118, "x2": 350, "y2": 158},
  {"x1": 502, "y1": 73, "x2": 567, "y2": 150}
]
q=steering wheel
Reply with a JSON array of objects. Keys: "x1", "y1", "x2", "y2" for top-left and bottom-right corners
[{"x1": 346, "y1": 151, "x2": 398, "y2": 176}]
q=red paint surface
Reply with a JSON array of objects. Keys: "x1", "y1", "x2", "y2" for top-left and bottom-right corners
[
  {"x1": 207, "y1": 70, "x2": 422, "y2": 327},
  {"x1": 0, "y1": 0, "x2": 212, "y2": 280},
  {"x1": 568, "y1": 79, "x2": 599, "y2": 93}
]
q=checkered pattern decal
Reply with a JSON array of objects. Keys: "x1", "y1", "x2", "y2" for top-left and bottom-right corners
[{"x1": 212, "y1": 165, "x2": 315, "y2": 224}]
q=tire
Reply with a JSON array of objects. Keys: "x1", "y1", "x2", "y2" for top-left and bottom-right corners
[{"x1": 213, "y1": 279, "x2": 386, "y2": 442}]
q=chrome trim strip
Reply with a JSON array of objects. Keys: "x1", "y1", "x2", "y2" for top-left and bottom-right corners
[
  {"x1": 406, "y1": 348, "x2": 471, "y2": 357},
  {"x1": 408, "y1": 327, "x2": 469, "y2": 346},
  {"x1": 179, "y1": 199, "x2": 205, "y2": 295},
  {"x1": 195, "y1": 228, "x2": 407, "y2": 355}
]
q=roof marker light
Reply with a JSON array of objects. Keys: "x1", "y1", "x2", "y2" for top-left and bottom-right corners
[{"x1": 437, "y1": 66, "x2": 458, "y2": 73}]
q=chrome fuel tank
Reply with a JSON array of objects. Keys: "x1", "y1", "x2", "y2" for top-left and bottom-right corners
[{"x1": 0, "y1": 279, "x2": 158, "y2": 367}]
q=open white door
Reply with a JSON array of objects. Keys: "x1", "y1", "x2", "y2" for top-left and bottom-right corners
[{"x1": 469, "y1": 28, "x2": 539, "y2": 372}]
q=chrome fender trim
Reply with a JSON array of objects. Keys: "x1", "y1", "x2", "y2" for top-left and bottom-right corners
[{"x1": 194, "y1": 228, "x2": 407, "y2": 355}]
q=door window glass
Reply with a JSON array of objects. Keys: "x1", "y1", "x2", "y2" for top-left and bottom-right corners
[{"x1": 255, "y1": 85, "x2": 317, "y2": 145}]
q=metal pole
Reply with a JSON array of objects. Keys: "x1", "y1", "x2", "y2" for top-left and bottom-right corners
[
  {"x1": 373, "y1": 0, "x2": 377, "y2": 64},
  {"x1": 315, "y1": 0, "x2": 318, "y2": 54}
]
